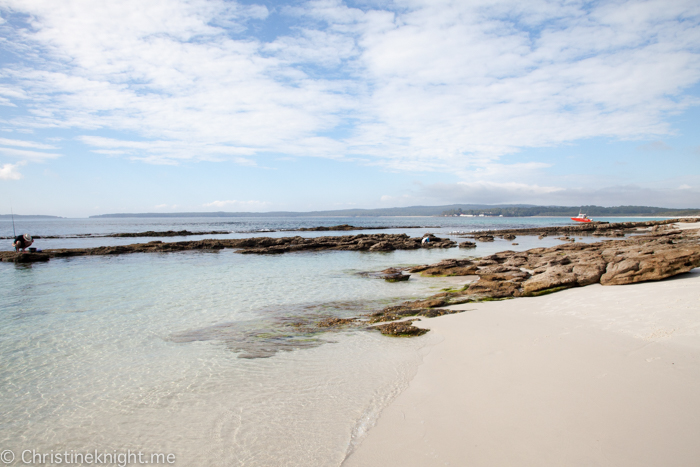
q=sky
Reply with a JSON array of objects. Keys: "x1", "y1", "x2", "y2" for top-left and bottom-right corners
[{"x1": 0, "y1": 0, "x2": 699, "y2": 217}]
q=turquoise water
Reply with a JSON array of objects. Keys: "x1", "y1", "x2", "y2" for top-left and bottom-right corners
[{"x1": 0, "y1": 217, "x2": 663, "y2": 465}]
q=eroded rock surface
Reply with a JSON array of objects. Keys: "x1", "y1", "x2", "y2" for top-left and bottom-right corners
[
  {"x1": 108, "y1": 230, "x2": 229, "y2": 237},
  {"x1": 317, "y1": 317, "x2": 358, "y2": 327},
  {"x1": 399, "y1": 226, "x2": 700, "y2": 305},
  {"x1": 0, "y1": 233, "x2": 456, "y2": 263},
  {"x1": 373, "y1": 320, "x2": 428, "y2": 337},
  {"x1": 409, "y1": 259, "x2": 477, "y2": 276},
  {"x1": 460, "y1": 217, "x2": 699, "y2": 240},
  {"x1": 382, "y1": 269, "x2": 411, "y2": 282},
  {"x1": 292, "y1": 224, "x2": 426, "y2": 231}
]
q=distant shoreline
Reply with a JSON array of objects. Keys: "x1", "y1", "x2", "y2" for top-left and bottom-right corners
[
  {"x1": 0, "y1": 214, "x2": 692, "y2": 220},
  {"x1": 0, "y1": 215, "x2": 64, "y2": 219},
  {"x1": 78, "y1": 204, "x2": 700, "y2": 219}
]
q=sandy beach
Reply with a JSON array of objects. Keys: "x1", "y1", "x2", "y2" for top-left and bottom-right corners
[{"x1": 344, "y1": 267, "x2": 700, "y2": 467}]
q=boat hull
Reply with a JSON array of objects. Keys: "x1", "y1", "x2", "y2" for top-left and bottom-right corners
[{"x1": 571, "y1": 217, "x2": 592, "y2": 223}]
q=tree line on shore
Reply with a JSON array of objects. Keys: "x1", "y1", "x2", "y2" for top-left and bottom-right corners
[{"x1": 442, "y1": 205, "x2": 700, "y2": 217}]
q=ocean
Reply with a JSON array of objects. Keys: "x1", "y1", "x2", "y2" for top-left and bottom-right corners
[{"x1": 0, "y1": 216, "x2": 666, "y2": 466}]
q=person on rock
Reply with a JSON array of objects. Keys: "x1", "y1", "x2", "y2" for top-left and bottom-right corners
[{"x1": 13, "y1": 233, "x2": 33, "y2": 252}]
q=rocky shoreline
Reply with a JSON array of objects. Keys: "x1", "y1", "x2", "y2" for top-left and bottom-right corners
[
  {"x1": 4, "y1": 219, "x2": 699, "y2": 338},
  {"x1": 0, "y1": 233, "x2": 456, "y2": 263},
  {"x1": 347, "y1": 221, "x2": 700, "y2": 335},
  {"x1": 286, "y1": 224, "x2": 432, "y2": 231},
  {"x1": 460, "y1": 217, "x2": 700, "y2": 240},
  {"x1": 0, "y1": 230, "x2": 231, "y2": 240},
  {"x1": 0, "y1": 224, "x2": 432, "y2": 240}
]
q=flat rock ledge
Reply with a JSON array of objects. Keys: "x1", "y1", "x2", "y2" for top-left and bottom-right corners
[
  {"x1": 406, "y1": 226, "x2": 700, "y2": 302},
  {"x1": 460, "y1": 217, "x2": 700, "y2": 239},
  {"x1": 1, "y1": 230, "x2": 230, "y2": 239},
  {"x1": 289, "y1": 224, "x2": 428, "y2": 231},
  {"x1": 327, "y1": 225, "x2": 700, "y2": 337},
  {"x1": 0, "y1": 233, "x2": 456, "y2": 263}
]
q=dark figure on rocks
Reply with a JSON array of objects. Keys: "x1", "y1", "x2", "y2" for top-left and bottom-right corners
[{"x1": 13, "y1": 233, "x2": 33, "y2": 252}]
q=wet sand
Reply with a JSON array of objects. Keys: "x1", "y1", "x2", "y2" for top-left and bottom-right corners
[{"x1": 344, "y1": 268, "x2": 700, "y2": 467}]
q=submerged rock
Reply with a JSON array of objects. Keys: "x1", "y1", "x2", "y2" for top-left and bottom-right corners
[
  {"x1": 373, "y1": 320, "x2": 428, "y2": 337},
  {"x1": 356, "y1": 267, "x2": 411, "y2": 282},
  {"x1": 2, "y1": 252, "x2": 51, "y2": 263},
  {"x1": 459, "y1": 240, "x2": 477, "y2": 248},
  {"x1": 317, "y1": 317, "x2": 358, "y2": 327},
  {"x1": 384, "y1": 272, "x2": 410, "y2": 282},
  {"x1": 366, "y1": 306, "x2": 462, "y2": 324}
]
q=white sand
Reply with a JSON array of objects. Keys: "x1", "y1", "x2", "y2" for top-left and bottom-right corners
[
  {"x1": 674, "y1": 221, "x2": 700, "y2": 230},
  {"x1": 344, "y1": 269, "x2": 700, "y2": 467}
]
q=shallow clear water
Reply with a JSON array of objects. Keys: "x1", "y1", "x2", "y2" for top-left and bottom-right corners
[
  {"x1": 0, "y1": 216, "x2": 666, "y2": 465},
  {"x1": 0, "y1": 215, "x2": 666, "y2": 250}
]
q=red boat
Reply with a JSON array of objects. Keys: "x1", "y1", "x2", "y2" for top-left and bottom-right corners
[{"x1": 571, "y1": 212, "x2": 591, "y2": 223}]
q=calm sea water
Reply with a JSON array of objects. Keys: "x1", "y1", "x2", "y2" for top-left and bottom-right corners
[
  {"x1": 0, "y1": 216, "x2": 667, "y2": 465},
  {"x1": 0, "y1": 215, "x2": 664, "y2": 250}
]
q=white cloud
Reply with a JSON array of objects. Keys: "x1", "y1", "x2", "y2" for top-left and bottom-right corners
[
  {"x1": 0, "y1": 146, "x2": 61, "y2": 161},
  {"x1": 340, "y1": 0, "x2": 700, "y2": 168},
  {"x1": 421, "y1": 180, "x2": 564, "y2": 204},
  {"x1": 203, "y1": 200, "x2": 271, "y2": 210},
  {"x1": 0, "y1": 138, "x2": 56, "y2": 149},
  {"x1": 0, "y1": 161, "x2": 25, "y2": 180},
  {"x1": 0, "y1": 0, "x2": 698, "y2": 172},
  {"x1": 79, "y1": 136, "x2": 260, "y2": 164},
  {"x1": 417, "y1": 180, "x2": 700, "y2": 207}
]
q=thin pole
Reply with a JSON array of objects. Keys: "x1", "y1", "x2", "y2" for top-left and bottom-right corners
[{"x1": 11, "y1": 204, "x2": 16, "y2": 238}]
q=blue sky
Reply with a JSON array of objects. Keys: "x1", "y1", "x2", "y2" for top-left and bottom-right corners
[{"x1": 1, "y1": 0, "x2": 699, "y2": 217}]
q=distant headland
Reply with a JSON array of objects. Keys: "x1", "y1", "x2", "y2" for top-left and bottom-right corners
[
  {"x1": 0, "y1": 214, "x2": 64, "y2": 219},
  {"x1": 88, "y1": 204, "x2": 700, "y2": 218}
]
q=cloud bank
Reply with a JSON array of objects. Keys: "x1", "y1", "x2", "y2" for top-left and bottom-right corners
[
  {"x1": 203, "y1": 199, "x2": 271, "y2": 210},
  {"x1": 0, "y1": 0, "x2": 698, "y2": 172},
  {"x1": 414, "y1": 180, "x2": 700, "y2": 208}
]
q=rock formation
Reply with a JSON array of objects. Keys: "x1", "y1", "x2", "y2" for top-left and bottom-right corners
[
  {"x1": 405, "y1": 226, "x2": 700, "y2": 304},
  {"x1": 0, "y1": 233, "x2": 457, "y2": 263},
  {"x1": 379, "y1": 268, "x2": 411, "y2": 282},
  {"x1": 5, "y1": 219, "x2": 698, "y2": 341},
  {"x1": 348, "y1": 224, "x2": 700, "y2": 337},
  {"x1": 291, "y1": 224, "x2": 426, "y2": 231},
  {"x1": 460, "y1": 217, "x2": 699, "y2": 239}
]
